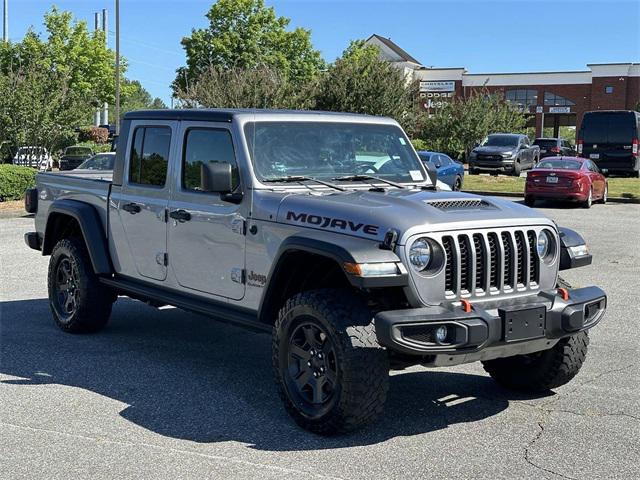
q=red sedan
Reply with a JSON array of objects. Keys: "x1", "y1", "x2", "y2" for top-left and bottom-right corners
[{"x1": 525, "y1": 157, "x2": 607, "y2": 208}]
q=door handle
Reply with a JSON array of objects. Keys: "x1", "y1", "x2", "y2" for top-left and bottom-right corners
[
  {"x1": 122, "y1": 202, "x2": 141, "y2": 214},
  {"x1": 169, "y1": 209, "x2": 191, "y2": 222}
]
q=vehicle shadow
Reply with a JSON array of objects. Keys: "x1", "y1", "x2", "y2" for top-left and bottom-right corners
[{"x1": 0, "y1": 297, "x2": 535, "y2": 450}]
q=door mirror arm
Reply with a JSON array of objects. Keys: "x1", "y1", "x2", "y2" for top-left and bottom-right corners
[{"x1": 221, "y1": 191, "x2": 243, "y2": 204}]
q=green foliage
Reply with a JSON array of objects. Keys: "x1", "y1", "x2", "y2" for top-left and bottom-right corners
[
  {"x1": 0, "y1": 164, "x2": 37, "y2": 201},
  {"x1": 75, "y1": 141, "x2": 111, "y2": 154},
  {"x1": 111, "y1": 79, "x2": 167, "y2": 122},
  {"x1": 411, "y1": 139, "x2": 428, "y2": 151},
  {"x1": 416, "y1": 90, "x2": 527, "y2": 160},
  {"x1": 313, "y1": 40, "x2": 417, "y2": 131},
  {"x1": 174, "y1": 0, "x2": 324, "y2": 92},
  {"x1": 176, "y1": 65, "x2": 314, "y2": 109}
]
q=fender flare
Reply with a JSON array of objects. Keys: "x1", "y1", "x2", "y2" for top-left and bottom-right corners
[
  {"x1": 558, "y1": 226, "x2": 592, "y2": 271},
  {"x1": 43, "y1": 199, "x2": 113, "y2": 275},
  {"x1": 257, "y1": 232, "x2": 406, "y2": 322}
]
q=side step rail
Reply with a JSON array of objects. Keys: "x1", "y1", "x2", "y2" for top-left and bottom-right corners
[{"x1": 100, "y1": 276, "x2": 269, "y2": 333}]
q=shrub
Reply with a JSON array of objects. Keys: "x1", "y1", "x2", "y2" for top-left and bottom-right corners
[
  {"x1": 0, "y1": 165, "x2": 37, "y2": 202},
  {"x1": 78, "y1": 127, "x2": 109, "y2": 144}
]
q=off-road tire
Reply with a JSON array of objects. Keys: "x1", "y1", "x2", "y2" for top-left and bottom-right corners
[
  {"x1": 482, "y1": 331, "x2": 589, "y2": 392},
  {"x1": 272, "y1": 289, "x2": 389, "y2": 435},
  {"x1": 48, "y1": 237, "x2": 115, "y2": 333}
]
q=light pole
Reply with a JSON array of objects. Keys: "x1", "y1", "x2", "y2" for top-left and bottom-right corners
[
  {"x1": 115, "y1": 0, "x2": 120, "y2": 135},
  {"x1": 2, "y1": 0, "x2": 7, "y2": 43}
]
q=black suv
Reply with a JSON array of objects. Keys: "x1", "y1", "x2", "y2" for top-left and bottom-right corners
[
  {"x1": 534, "y1": 138, "x2": 576, "y2": 159},
  {"x1": 578, "y1": 110, "x2": 640, "y2": 177}
]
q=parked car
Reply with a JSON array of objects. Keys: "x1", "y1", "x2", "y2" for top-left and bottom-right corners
[
  {"x1": 534, "y1": 138, "x2": 576, "y2": 158},
  {"x1": 25, "y1": 109, "x2": 606, "y2": 435},
  {"x1": 58, "y1": 146, "x2": 95, "y2": 171},
  {"x1": 468, "y1": 133, "x2": 540, "y2": 176},
  {"x1": 12, "y1": 146, "x2": 53, "y2": 170},
  {"x1": 577, "y1": 110, "x2": 640, "y2": 177},
  {"x1": 525, "y1": 157, "x2": 607, "y2": 208},
  {"x1": 417, "y1": 151, "x2": 464, "y2": 190},
  {"x1": 75, "y1": 152, "x2": 115, "y2": 171}
]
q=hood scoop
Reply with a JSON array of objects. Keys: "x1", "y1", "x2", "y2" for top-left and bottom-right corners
[{"x1": 425, "y1": 198, "x2": 497, "y2": 212}]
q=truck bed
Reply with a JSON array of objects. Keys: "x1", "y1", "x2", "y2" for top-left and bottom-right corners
[{"x1": 34, "y1": 171, "x2": 113, "y2": 237}]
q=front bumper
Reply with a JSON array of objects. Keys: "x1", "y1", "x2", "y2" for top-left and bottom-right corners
[
  {"x1": 470, "y1": 159, "x2": 515, "y2": 172},
  {"x1": 375, "y1": 286, "x2": 606, "y2": 366},
  {"x1": 25, "y1": 232, "x2": 42, "y2": 251}
]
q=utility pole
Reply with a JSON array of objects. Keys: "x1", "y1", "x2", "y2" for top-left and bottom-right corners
[
  {"x1": 2, "y1": 0, "x2": 8, "y2": 42},
  {"x1": 115, "y1": 0, "x2": 120, "y2": 135},
  {"x1": 94, "y1": 12, "x2": 101, "y2": 127},
  {"x1": 101, "y1": 8, "x2": 109, "y2": 126}
]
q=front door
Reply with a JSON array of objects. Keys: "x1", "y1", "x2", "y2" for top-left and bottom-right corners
[
  {"x1": 115, "y1": 121, "x2": 176, "y2": 281},
  {"x1": 167, "y1": 123, "x2": 246, "y2": 300}
]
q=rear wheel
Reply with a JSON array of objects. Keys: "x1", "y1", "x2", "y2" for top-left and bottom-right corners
[
  {"x1": 48, "y1": 237, "x2": 116, "y2": 333},
  {"x1": 583, "y1": 187, "x2": 593, "y2": 208},
  {"x1": 453, "y1": 176, "x2": 462, "y2": 191},
  {"x1": 273, "y1": 289, "x2": 389, "y2": 434},
  {"x1": 524, "y1": 196, "x2": 536, "y2": 207}
]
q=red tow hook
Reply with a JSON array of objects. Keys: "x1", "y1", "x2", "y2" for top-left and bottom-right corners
[
  {"x1": 460, "y1": 299, "x2": 473, "y2": 313},
  {"x1": 557, "y1": 288, "x2": 570, "y2": 301}
]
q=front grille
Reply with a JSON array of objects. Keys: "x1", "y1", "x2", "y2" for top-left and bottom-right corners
[
  {"x1": 441, "y1": 229, "x2": 541, "y2": 298},
  {"x1": 477, "y1": 154, "x2": 502, "y2": 161}
]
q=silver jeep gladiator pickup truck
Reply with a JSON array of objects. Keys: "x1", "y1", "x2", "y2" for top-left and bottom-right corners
[{"x1": 25, "y1": 109, "x2": 606, "y2": 434}]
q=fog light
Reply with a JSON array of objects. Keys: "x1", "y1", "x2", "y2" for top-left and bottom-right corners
[{"x1": 435, "y1": 325, "x2": 448, "y2": 344}]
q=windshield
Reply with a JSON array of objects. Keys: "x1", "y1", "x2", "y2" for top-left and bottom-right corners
[
  {"x1": 66, "y1": 147, "x2": 92, "y2": 155},
  {"x1": 244, "y1": 122, "x2": 428, "y2": 184},
  {"x1": 481, "y1": 135, "x2": 519, "y2": 147},
  {"x1": 536, "y1": 159, "x2": 581, "y2": 170},
  {"x1": 77, "y1": 154, "x2": 114, "y2": 170}
]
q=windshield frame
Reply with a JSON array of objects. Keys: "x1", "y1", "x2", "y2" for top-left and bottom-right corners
[{"x1": 243, "y1": 120, "x2": 432, "y2": 188}]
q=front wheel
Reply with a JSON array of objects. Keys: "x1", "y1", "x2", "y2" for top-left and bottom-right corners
[
  {"x1": 273, "y1": 289, "x2": 389, "y2": 434},
  {"x1": 583, "y1": 187, "x2": 593, "y2": 208},
  {"x1": 453, "y1": 176, "x2": 462, "y2": 191},
  {"x1": 600, "y1": 184, "x2": 608, "y2": 204},
  {"x1": 482, "y1": 331, "x2": 589, "y2": 392}
]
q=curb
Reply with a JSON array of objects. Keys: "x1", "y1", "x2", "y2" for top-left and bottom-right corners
[{"x1": 464, "y1": 190, "x2": 640, "y2": 204}]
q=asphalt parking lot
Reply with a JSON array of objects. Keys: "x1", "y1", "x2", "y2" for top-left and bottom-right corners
[{"x1": 1, "y1": 200, "x2": 639, "y2": 480}]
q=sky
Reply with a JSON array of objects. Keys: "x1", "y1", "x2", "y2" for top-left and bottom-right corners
[{"x1": 6, "y1": 0, "x2": 640, "y2": 105}]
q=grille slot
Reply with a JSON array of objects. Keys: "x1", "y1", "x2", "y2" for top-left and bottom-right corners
[
  {"x1": 488, "y1": 233, "x2": 500, "y2": 289},
  {"x1": 473, "y1": 234, "x2": 485, "y2": 290},
  {"x1": 515, "y1": 231, "x2": 526, "y2": 286},
  {"x1": 443, "y1": 236, "x2": 455, "y2": 294},
  {"x1": 527, "y1": 231, "x2": 539, "y2": 284},
  {"x1": 458, "y1": 235, "x2": 472, "y2": 294},
  {"x1": 501, "y1": 232, "x2": 514, "y2": 289}
]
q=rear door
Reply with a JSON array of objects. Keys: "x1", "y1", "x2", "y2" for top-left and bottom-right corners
[
  {"x1": 167, "y1": 122, "x2": 246, "y2": 300},
  {"x1": 113, "y1": 121, "x2": 176, "y2": 281}
]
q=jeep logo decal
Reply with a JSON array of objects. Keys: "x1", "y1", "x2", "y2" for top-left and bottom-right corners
[{"x1": 286, "y1": 211, "x2": 379, "y2": 236}]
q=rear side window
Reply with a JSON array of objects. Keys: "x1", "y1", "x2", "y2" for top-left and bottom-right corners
[
  {"x1": 129, "y1": 127, "x2": 171, "y2": 187},
  {"x1": 182, "y1": 129, "x2": 239, "y2": 192}
]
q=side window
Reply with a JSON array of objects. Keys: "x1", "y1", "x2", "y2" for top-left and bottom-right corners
[
  {"x1": 129, "y1": 127, "x2": 171, "y2": 187},
  {"x1": 183, "y1": 128, "x2": 239, "y2": 192},
  {"x1": 439, "y1": 155, "x2": 451, "y2": 166}
]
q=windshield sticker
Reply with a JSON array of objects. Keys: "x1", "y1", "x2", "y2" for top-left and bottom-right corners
[
  {"x1": 398, "y1": 137, "x2": 406, "y2": 145},
  {"x1": 409, "y1": 170, "x2": 424, "y2": 181}
]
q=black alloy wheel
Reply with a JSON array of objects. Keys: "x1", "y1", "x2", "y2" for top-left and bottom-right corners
[{"x1": 53, "y1": 257, "x2": 80, "y2": 322}]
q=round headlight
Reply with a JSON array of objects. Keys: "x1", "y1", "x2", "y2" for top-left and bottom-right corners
[
  {"x1": 409, "y1": 238, "x2": 432, "y2": 271},
  {"x1": 537, "y1": 230, "x2": 552, "y2": 258}
]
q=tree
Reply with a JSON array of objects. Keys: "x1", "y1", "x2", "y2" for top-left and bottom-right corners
[
  {"x1": 416, "y1": 90, "x2": 527, "y2": 159},
  {"x1": 175, "y1": 65, "x2": 313, "y2": 109},
  {"x1": 173, "y1": 0, "x2": 324, "y2": 92},
  {"x1": 313, "y1": 40, "x2": 416, "y2": 129},
  {"x1": 111, "y1": 80, "x2": 167, "y2": 122}
]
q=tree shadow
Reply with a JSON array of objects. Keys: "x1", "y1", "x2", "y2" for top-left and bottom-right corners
[{"x1": 0, "y1": 297, "x2": 537, "y2": 451}]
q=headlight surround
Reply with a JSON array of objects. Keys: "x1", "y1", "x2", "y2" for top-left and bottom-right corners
[
  {"x1": 409, "y1": 238, "x2": 432, "y2": 271},
  {"x1": 537, "y1": 230, "x2": 555, "y2": 261},
  {"x1": 502, "y1": 151, "x2": 515, "y2": 158}
]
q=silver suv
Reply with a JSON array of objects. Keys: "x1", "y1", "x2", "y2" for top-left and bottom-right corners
[{"x1": 25, "y1": 110, "x2": 606, "y2": 434}]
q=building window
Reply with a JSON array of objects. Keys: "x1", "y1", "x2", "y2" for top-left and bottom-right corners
[
  {"x1": 605, "y1": 86, "x2": 614, "y2": 94},
  {"x1": 544, "y1": 92, "x2": 576, "y2": 106},
  {"x1": 505, "y1": 89, "x2": 538, "y2": 108}
]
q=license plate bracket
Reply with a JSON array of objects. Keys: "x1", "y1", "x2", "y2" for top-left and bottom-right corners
[
  {"x1": 546, "y1": 176, "x2": 558, "y2": 183},
  {"x1": 499, "y1": 306, "x2": 546, "y2": 342}
]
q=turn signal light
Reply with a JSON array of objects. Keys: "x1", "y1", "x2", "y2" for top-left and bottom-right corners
[{"x1": 558, "y1": 288, "x2": 570, "y2": 301}]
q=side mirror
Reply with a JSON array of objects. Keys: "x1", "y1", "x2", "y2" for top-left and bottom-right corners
[
  {"x1": 201, "y1": 162, "x2": 233, "y2": 193},
  {"x1": 424, "y1": 162, "x2": 438, "y2": 185}
]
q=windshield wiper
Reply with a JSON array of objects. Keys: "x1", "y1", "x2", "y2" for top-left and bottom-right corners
[
  {"x1": 331, "y1": 174, "x2": 405, "y2": 189},
  {"x1": 263, "y1": 176, "x2": 345, "y2": 192}
]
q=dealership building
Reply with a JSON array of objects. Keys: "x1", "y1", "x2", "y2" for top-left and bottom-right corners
[{"x1": 366, "y1": 34, "x2": 640, "y2": 139}]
